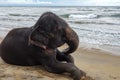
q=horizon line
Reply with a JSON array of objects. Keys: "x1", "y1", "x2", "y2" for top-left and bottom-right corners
[
  {"x1": 0, "y1": 3, "x2": 119, "y2": 7},
  {"x1": 0, "y1": 5, "x2": 119, "y2": 7}
]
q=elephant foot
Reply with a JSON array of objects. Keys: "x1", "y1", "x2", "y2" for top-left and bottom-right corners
[{"x1": 71, "y1": 69, "x2": 86, "y2": 80}]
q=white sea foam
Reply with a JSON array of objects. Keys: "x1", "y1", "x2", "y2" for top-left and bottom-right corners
[
  {"x1": 0, "y1": 27, "x2": 11, "y2": 31},
  {"x1": 69, "y1": 14, "x2": 98, "y2": 19},
  {"x1": 0, "y1": 13, "x2": 8, "y2": 16}
]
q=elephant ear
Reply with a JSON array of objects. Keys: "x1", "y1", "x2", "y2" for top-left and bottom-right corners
[
  {"x1": 28, "y1": 26, "x2": 47, "y2": 49},
  {"x1": 62, "y1": 27, "x2": 79, "y2": 55}
]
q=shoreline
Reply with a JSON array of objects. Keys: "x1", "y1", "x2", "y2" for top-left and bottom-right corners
[
  {"x1": 78, "y1": 42, "x2": 120, "y2": 56},
  {"x1": 0, "y1": 38, "x2": 120, "y2": 80}
]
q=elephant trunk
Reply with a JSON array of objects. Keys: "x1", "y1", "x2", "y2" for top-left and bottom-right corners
[{"x1": 62, "y1": 27, "x2": 79, "y2": 55}]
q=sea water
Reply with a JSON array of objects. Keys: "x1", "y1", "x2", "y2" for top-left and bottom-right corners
[{"x1": 0, "y1": 6, "x2": 120, "y2": 55}]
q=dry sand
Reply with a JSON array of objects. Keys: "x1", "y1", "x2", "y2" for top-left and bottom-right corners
[{"x1": 0, "y1": 38, "x2": 120, "y2": 80}]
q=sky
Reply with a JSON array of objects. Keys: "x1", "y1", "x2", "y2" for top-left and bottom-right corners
[{"x1": 0, "y1": 0, "x2": 120, "y2": 6}]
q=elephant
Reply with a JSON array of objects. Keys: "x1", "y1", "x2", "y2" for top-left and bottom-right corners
[{"x1": 0, "y1": 12, "x2": 86, "y2": 80}]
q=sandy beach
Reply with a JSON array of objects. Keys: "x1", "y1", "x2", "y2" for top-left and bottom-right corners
[{"x1": 0, "y1": 38, "x2": 120, "y2": 80}]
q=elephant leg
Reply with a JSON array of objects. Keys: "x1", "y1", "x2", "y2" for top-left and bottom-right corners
[
  {"x1": 56, "y1": 49, "x2": 74, "y2": 63},
  {"x1": 44, "y1": 55, "x2": 86, "y2": 80}
]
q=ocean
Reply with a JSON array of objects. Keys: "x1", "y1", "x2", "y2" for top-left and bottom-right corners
[{"x1": 0, "y1": 6, "x2": 120, "y2": 55}]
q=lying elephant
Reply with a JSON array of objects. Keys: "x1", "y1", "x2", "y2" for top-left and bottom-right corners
[{"x1": 0, "y1": 12, "x2": 86, "y2": 80}]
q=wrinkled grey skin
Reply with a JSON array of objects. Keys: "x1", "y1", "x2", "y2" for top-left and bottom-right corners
[{"x1": 0, "y1": 12, "x2": 86, "y2": 80}]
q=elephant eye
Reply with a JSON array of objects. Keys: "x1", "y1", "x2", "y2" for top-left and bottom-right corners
[
  {"x1": 49, "y1": 33, "x2": 54, "y2": 37},
  {"x1": 38, "y1": 29, "x2": 54, "y2": 38},
  {"x1": 39, "y1": 31, "x2": 54, "y2": 38},
  {"x1": 39, "y1": 30, "x2": 44, "y2": 33},
  {"x1": 46, "y1": 32, "x2": 54, "y2": 38}
]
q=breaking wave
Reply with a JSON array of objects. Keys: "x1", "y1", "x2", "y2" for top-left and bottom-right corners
[{"x1": 69, "y1": 14, "x2": 98, "y2": 19}]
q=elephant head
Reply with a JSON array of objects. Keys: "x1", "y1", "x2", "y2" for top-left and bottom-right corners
[
  {"x1": 28, "y1": 12, "x2": 59, "y2": 49},
  {"x1": 29, "y1": 12, "x2": 79, "y2": 54}
]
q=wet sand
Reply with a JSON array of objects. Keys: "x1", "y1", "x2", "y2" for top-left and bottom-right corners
[{"x1": 0, "y1": 38, "x2": 120, "y2": 80}]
